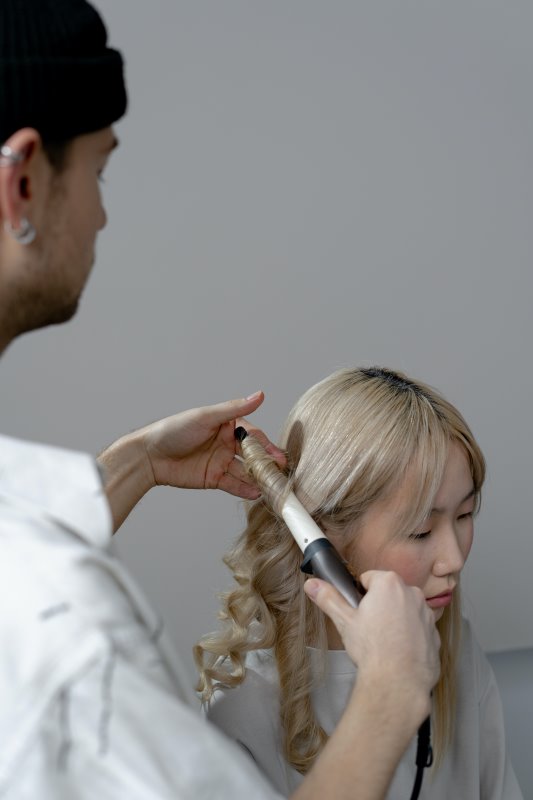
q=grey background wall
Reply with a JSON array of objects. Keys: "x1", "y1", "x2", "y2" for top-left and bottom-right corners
[{"x1": 1, "y1": 1, "x2": 532, "y2": 682}]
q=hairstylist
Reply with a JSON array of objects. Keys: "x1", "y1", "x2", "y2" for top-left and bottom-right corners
[{"x1": 0, "y1": 2, "x2": 440, "y2": 798}]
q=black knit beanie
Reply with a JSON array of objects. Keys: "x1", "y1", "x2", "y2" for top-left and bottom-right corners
[{"x1": 0, "y1": 0, "x2": 127, "y2": 142}]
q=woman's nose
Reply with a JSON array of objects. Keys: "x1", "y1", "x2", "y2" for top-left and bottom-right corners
[{"x1": 433, "y1": 526, "x2": 467, "y2": 577}]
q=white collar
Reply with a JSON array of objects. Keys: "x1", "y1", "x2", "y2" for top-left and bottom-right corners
[{"x1": 0, "y1": 433, "x2": 112, "y2": 548}]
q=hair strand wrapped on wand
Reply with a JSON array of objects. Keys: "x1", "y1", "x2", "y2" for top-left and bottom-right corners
[{"x1": 235, "y1": 425, "x2": 364, "y2": 607}]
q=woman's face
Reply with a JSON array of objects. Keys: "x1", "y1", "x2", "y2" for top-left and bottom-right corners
[{"x1": 344, "y1": 441, "x2": 476, "y2": 624}]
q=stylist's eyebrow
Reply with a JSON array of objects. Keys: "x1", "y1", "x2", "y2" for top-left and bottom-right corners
[{"x1": 431, "y1": 487, "x2": 476, "y2": 514}]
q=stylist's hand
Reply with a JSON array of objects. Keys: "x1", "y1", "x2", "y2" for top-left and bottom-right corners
[
  {"x1": 98, "y1": 391, "x2": 286, "y2": 531},
  {"x1": 304, "y1": 571, "x2": 440, "y2": 721},
  {"x1": 141, "y1": 391, "x2": 285, "y2": 496}
]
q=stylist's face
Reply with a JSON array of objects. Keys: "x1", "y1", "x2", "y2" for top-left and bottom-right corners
[
  {"x1": 37, "y1": 127, "x2": 118, "y2": 325},
  {"x1": 346, "y1": 442, "x2": 476, "y2": 623}
]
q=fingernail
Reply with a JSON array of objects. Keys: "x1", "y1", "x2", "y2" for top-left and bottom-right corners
[
  {"x1": 245, "y1": 391, "x2": 262, "y2": 400},
  {"x1": 304, "y1": 579, "x2": 320, "y2": 599}
]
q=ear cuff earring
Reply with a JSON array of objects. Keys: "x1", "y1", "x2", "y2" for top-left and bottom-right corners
[
  {"x1": 1, "y1": 145, "x2": 36, "y2": 245},
  {"x1": 0, "y1": 145, "x2": 24, "y2": 166},
  {"x1": 3, "y1": 218, "x2": 37, "y2": 245}
]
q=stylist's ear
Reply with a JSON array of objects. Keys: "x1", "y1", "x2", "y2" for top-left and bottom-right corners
[{"x1": 0, "y1": 128, "x2": 46, "y2": 233}]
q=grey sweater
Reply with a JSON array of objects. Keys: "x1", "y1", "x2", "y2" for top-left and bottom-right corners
[{"x1": 207, "y1": 617, "x2": 523, "y2": 799}]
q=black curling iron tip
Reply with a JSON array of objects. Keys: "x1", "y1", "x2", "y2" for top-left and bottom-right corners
[{"x1": 234, "y1": 426, "x2": 248, "y2": 442}]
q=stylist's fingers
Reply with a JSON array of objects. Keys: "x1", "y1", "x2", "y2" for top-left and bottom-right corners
[
  {"x1": 235, "y1": 420, "x2": 287, "y2": 467},
  {"x1": 304, "y1": 578, "x2": 355, "y2": 640},
  {"x1": 358, "y1": 570, "x2": 441, "y2": 692},
  {"x1": 198, "y1": 391, "x2": 266, "y2": 430},
  {"x1": 360, "y1": 570, "x2": 439, "y2": 635},
  {"x1": 359, "y1": 568, "x2": 417, "y2": 594},
  {"x1": 359, "y1": 570, "x2": 427, "y2": 615},
  {"x1": 217, "y1": 461, "x2": 262, "y2": 500},
  {"x1": 190, "y1": 393, "x2": 286, "y2": 466}
]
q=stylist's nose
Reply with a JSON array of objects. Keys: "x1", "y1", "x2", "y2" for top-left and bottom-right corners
[{"x1": 98, "y1": 203, "x2": 107, "y2": 231}]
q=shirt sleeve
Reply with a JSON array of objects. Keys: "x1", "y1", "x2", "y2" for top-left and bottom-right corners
[
  {"x1": 0, "y1": 454, "x2": 283, "y2": 800},
  {"x1": 7, "y1": 640, "x2": 284, "y2": 800}
]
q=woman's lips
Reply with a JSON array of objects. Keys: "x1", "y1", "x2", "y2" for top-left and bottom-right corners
[{"x1": 426, "y1": 590, "x2": 454, "y2": 609}]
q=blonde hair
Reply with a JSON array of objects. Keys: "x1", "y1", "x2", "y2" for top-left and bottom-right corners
[{"x1": 195, "y1": 366, "x2": 485, "y2": 774}]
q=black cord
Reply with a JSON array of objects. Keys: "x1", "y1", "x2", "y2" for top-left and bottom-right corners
[{"x1": 409, "y1": 715, "x2": 433, "y2": 800}]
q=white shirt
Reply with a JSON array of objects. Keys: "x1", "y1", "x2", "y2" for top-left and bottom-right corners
[{"x1": 0, "y1": 434, "x2": 282, "y2": 799}]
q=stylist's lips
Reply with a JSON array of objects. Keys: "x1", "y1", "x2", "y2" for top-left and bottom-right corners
[{"x1": 426, "y1": 590, "x2": 454, "y2": 609}]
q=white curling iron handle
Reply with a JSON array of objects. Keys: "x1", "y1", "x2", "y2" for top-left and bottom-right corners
[{"x1": 281, "y1": 493, "x2": 326, "y2": 551}]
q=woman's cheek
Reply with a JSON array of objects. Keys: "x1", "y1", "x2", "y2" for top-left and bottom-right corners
[{"x1": 370, "y1": 545, "x2": 428, "y2": 590}]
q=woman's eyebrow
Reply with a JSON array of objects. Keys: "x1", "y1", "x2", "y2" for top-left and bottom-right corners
[{"x1": 431, "y1": 487, "x2": 476, "y2": 514}]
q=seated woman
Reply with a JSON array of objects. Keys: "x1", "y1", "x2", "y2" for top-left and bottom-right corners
[{"x1": 195, "y1": 366, "x2": 522, "y2": 799}]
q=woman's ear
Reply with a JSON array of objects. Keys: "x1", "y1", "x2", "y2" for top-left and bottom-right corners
[{"x1": 0, "y1": 128, "x2": 43, "y2": 230}]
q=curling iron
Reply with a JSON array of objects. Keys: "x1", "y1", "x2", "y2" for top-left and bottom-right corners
[{"x1": 234, "y1": 426, "x2": 361, "y2": 606}]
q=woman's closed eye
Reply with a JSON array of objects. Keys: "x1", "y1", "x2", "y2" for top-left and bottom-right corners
[
  {"x1": 409, "y1": 530, "x2": 431, "y2": 541},
  {"x1": 410, "y1": 510, "x2": 473, "y2": 540}
]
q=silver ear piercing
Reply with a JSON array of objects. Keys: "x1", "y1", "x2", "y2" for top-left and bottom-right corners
[
  {"x1": 4, "y1": 218, "x2": 37, "y2": 245},
  {"x1": 0, "y1": 145, "x2": 24, "y2": 167},
  {"x1": 1, "y1": 146, "x2": 36, "y2": 244}
]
